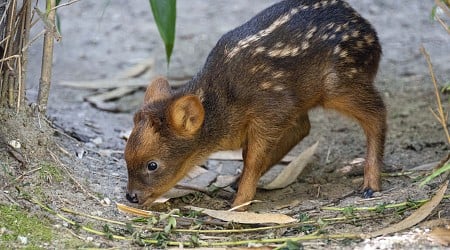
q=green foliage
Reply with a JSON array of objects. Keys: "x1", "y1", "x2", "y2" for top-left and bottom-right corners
[
  {"x1": 39, "y1": 162, "x2": 63, "y2": 183},
  {"x1": 0, "y1": 205, "x2": 53, "y2": 248},
  {"x1": 276, "y1": 240, "x2": 303, "y2": 250},
  {"x1": 149, "y1": 0, "x2": 177, "y2": 64},
  {"x1": 419, "y1": 162, "x2": 450, "y2": 187}
]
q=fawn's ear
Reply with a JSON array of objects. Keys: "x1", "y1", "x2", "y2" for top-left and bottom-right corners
[
  {"x1": 144, "y1": 76, "x2": 171, "y2": 104},
  {"x1": 168, "y1": 95, "x2": 205, "y2": 137}
]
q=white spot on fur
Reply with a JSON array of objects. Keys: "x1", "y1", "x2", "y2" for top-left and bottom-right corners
[
  {"x1": 321, "y1": 34, "x2": 329, "y2": 40},
  {"x1": 364, "y1": 35, "x2": 375, "y2": 44},
  {"x1": 195, "y1": 88, "x2": 205, "y2": 102},
  {"x1": 306, "y1": 26, "x2": 318, "y2": 39},
  {"x1": 335, "y1": 25, "x2": 342, "y2": 32},
  {"x1": 273, "y1": 85, "x2": 285, "y2": 91},
  {"x1": 329, "y1": 34, "x2": 336, "y2": 40},
  {"x1": 260, "y1": 82, "x2": 272, "y2": 90},
  {"x1": 339, "y1": 50, "x2": 349, "y2": 58},
  {"x1": 351, "y1": 30, "x2": 360, "y2": 38},
  {"x1": 252, "y1": 46, "x2": 266, "y2": 57},
  {"x1": 326, "y1": 23, "x2": 336, "y2": 30},
  {"x1": 313, "y1": 2, "x2": 321, "y2": 9},
  {"x1": 333, "y1": 45, "x2": 341, "y2": 55},
  {"x1": 342, "y1": 34, "x2": 350, "y2": 41},
  {"x1": 226, "y1": 8, "x2": 299, "y2": 60},
  {"x1": 272, "y1": 71, "x2": 285, "y2": 78},
  {"x1": 274, "y1": 42, "x2": 284, "y2": 48},
  {"x1": 301, "y1": 5, "x2": 309, "y2": 10},
  {"x1": 267, "y1": 45, "x2": 300, "y2": 57},
  {"x1": 301, "y1": 41, "x2": 310, "y2": 50}
]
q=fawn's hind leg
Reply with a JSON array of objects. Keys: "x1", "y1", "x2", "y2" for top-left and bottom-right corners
[{"x1": 324, "y1": 85, "x2": 386, "y2": 196}]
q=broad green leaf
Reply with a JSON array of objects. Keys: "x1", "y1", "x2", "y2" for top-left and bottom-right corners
[{"x1": 149, "y1": 0, "x2": 176, "y2": 64}]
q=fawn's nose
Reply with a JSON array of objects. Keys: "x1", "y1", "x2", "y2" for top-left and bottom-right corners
[{"x1": 126, "y1": 192, "x2": 139, "y2": 203}]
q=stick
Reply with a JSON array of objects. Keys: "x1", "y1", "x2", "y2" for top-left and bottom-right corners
[
  {"x1": 37, "y1": 0, "x2": 57, "y2": 113},
  {"x1": 420, "y1": 45, "x2": 450, "y2": 144}
]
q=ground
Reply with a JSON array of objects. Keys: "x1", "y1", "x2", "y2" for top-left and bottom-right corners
[{"x1": 1, "y1": 0, "x2": 450, "y2": 249}]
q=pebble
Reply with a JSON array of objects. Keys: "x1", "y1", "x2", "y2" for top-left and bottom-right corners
[
  {"x1": 8, "y1": 140, "x2": 21, "y2": 149},
  {"x1": 18, "y1": 236, "x2": 28, "y2": 245},
  {"x1": 101, "y1": 197, "x2": 111, "y2": 206}
]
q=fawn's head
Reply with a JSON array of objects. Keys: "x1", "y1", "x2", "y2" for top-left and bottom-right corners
[{"x1": 124, "y1": 77, "x2": 205, "y2": 206}]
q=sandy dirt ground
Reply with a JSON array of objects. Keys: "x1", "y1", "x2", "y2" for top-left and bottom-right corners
[{"x1": 1, "y1": 0, "x2": 450, "y2": 248}]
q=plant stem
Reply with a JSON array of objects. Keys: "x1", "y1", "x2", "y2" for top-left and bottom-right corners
[
  {"x1": 420, "y1": 45, "x2": 450, "y2": 144},
  {"x1": 322, "y1": 195, "x2": 450, "y2": 212},
  {"x1": 19, "y1": 0, "x2": 32, "y2": 110},
  {"x1": 37, "y1": 0, "x2": 56, "y2": 113}
]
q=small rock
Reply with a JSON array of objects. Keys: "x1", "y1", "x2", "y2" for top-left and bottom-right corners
[
  {"x1": 0, "y1": 227, "x2": 6, "y2": 235},
  {"x1": 8, "y1": 140, "x2": 21, "y2": 149},
  {"x1": 63, "y1": 221, "x2": 69, "y2": 227},
  {"x1": 91, "y1": 137, "x2": 103, "y2": 145},
  {"x1": 101, "y1": 197, "x2": 111, "y2": 206},
  {"x1": 18, "y1": 236, "x2": 28, "y2": 245},
  {"x1": 86, "y1": 236, "x2": 94, "y2": 242},
  {"x1": 76, "y1": 148, "x2": 86, "y2": 159}
]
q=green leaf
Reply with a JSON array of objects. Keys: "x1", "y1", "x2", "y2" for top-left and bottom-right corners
[
  {"x1": 420, "y1": 162, "x2": 450, "y2": 187},
  {"x1": 149, "y1": 0, "x2": 176, "y2": 64}
]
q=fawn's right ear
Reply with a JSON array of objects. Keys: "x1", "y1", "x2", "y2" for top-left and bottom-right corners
[{"x1": 144, "y1": 76, "x2": 172, "y2": 104}]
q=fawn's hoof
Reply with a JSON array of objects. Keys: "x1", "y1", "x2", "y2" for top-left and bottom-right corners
[{"x1": 362, "y1": 188, "x2": 374, "y2": 198}]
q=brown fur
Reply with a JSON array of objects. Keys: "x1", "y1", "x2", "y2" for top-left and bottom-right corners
[{"x1": 125, "y1": 0, "x2": 387, "y2": 209}]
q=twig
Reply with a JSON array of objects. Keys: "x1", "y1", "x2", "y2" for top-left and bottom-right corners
[
  {"x1": 34, "y1": 198, "x2": 363, "y2": 247},
  {"x1": 322, "y1": 194, "x2": 450, "y2": 212},
  {"x1": 37, "y1": 0, "x2": 57, "y2": 113},
  {"x1": 420, "y1": 45, "x2": 450, "y2": 144},
  {"x1": 19, "y1": 0, "x2": 32, "y2": 109},
  {"x1": 48, "y1": 149, "x2": 102, "y2": 203},
  {"x1": 50, "y1": 0, "x2": 83, "y2": 11}
]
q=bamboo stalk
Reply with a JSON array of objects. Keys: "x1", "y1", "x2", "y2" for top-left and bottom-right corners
[
  {"x1": 19, "y1": 0, "x2": 31, "y2": 109},
  {"x1": 1, "y1": 0, "x2": 15, "y2": 106},
  {"x1": 37, "y1": 0, "x2": 56, "y2": 113}
]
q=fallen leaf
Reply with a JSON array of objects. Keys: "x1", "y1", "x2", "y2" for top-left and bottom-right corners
[
  {"x1": 364, "y1": 180, "x2": 448, "y2": 238},
  {"x1": 260, "y1": 141, "x2": 319, "y2": 190},
  {"x1": 429, "y1": 227, "x2": 450, "y2": 246},
  {"x1": 420, "y1": 219, "x2": 450, "y2": 228},
  {"x1": 350, "y1": 158, "x2": 365, "y2": 165},
  {"x1": 186, "y1": 206, "x2": 296, "y2": 224},
  {"x1": 116, "y1": 203, "x2": 154, "y2": 217},
  {"x1": 116, "y1": 58, "x2": 154, "y2": 79},
  {"x1": 209, "y1": 150, "x2": 295, "y2": 163},
  {"x1": 213, "y1": 174, "x2": 240, "y2": 188}
]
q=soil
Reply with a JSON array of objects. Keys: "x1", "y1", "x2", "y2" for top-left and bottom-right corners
[{"x1": 1, "y1": 0, "x2": 450, "y2": 249}]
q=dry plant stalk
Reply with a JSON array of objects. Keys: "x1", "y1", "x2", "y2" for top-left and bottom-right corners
[
  {"x1": 419, "y1": 46, "x2": 450, "y2": 144},
  {"x1": 0, "y1": 0, "x2": 32, "y2": 111},
  {"x1": 37, "y1": 0, "x2": 57, "y2": 112},
  {"x1": 434, "y1": 0, "x2": 450, "y2": 34}
]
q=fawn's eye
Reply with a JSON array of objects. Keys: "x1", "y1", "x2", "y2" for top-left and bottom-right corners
[{"x1": 147, "y1": 161, "x2": 158, "y2": 171}]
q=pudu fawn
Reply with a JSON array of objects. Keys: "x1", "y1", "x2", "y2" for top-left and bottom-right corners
[{"x1": 125, "y1": 0, "x2": 387, "y2": 209}]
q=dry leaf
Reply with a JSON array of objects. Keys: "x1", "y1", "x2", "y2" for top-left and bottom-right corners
[
  {"x1": 261, "y1": 141, "x2": 319, "y2": 190},
  {"x1": 116, "y1": 203, "x2": 154, "y2": 217},
  {"x1": 364, "y1": 180, "x2": 448, "y2": 238},
  {"x1": 429, "y1": 227, "x2": 450, "y2": 246},
  {"x1": 186, "y1": 205, "x2": 296, "y2": 224},
  {"x1": 209, "y1": 150, "x2": 295, "y2": 163},
  {"x1": 213, "y1": 174, "x2": 240, "y2": 188}
]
